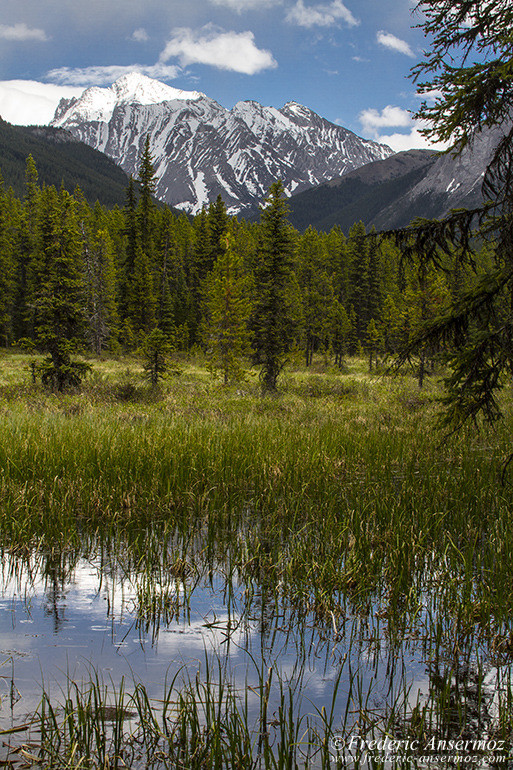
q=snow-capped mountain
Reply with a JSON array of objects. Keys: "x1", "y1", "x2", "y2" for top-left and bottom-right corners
[{"x1": 51, "y1": 73, "x2": 393, "y2": 215}]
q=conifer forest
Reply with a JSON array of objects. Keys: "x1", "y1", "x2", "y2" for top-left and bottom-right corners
[{"x1": 0, "y1": 143, "x2": 481, "y2": 393}]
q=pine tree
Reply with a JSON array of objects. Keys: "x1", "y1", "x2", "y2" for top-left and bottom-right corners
[
  {"x1": 365, "y1": 319, "x2": 381, "y2": 372},
  {"x1": 296, "y1": 227, "x2": 333, "y2": 366},
  {"x1": 120, "y1": 176, "x2": 138, "y2": 318},
  {"x1": 347, "y1": 221, "x2": 369, "y2": 347},
  {"x1": 251, "y1": 182, "x2": 297, "y2": 392},
  {"x1": 141, "y1": 328, "x2": 172, "y2": 387},
  {"x1": 85, "y1": 228, "x2": 119, "y2": 355},
  {"x1": 330, "y1": 298, "x2": 352, "y2": 368},
  {"x1": 385, "y1": 0, "x2": 513, "y2": 424},
  {"x1": 207, "y1": 195, "x2": 229, "y2": 272},
  {"x1": 127, "y1": 245, "x2": 156, "y2": 340}
]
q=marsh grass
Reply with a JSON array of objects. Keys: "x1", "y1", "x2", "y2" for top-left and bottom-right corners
[
  {"x1": 9, "y1": 658, "x2": 343, "y2": 769},
  {"x1": 0, "y1": 353, "x2": 512, "y2": 766}
]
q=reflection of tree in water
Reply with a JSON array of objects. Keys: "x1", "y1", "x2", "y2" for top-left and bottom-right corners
[
  {"x1": 395, "y1": 651, "x2": 512, "y2": 765},
  {"x1": 423, "y1": 661, "x2": 490, "y2": 738},
  {"x1": 42, "y1": 550, "x2": 78, "y2": 634}
]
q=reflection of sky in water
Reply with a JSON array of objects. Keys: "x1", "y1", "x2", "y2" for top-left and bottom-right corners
[{"x1": 0, "y1": 552, "x2": 440, "y2": 760}]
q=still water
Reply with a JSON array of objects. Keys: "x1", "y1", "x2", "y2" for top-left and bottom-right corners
[{"x1": 0, "y1": 544, "x2": 510, "y2": 767}]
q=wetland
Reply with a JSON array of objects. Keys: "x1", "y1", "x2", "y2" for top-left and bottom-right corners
[{"x1": 0, "y1": 354, "x2": 512, "y2": 768}]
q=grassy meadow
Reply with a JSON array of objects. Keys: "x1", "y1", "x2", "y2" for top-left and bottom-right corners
[{"x1": 0, "y1": 351, "x2": 512, "y2": 768}]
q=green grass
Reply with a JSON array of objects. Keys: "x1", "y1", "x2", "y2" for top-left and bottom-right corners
[{"x1": 0, "y1": 352, "x2": 513, "y2": 766}]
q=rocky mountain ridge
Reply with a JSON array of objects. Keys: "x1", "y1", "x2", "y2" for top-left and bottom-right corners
[{"x1": 51, "y1": 72, "x2": 393, "y2": 215}]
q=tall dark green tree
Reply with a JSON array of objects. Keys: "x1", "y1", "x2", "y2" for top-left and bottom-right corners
[
  {"x1": 138, "y1": 136, "x2": 157, "y2": 255},
  {"x1": 385, "y1": 0, "x2": 513, "y2": 426},
  {"x1": 84, "y1": 227, "x2": 119, "y2": 355},
  {"x1": 32, "y1": 186, "x2": 89, "y2": 390},
  {"x1": 347, "y1": 221, "x2": 370, "y2": 347},
  {"x1": 207, "y1": 195, "x2": 229, "y2": 272},
  {"x1": 296, "y1": 227, "x2": 333, "y2": 366},
  {"x1": 251, "y1": 182, "x2": 297, "y2": 392},
  {"x1": 0, "y1": 174, "x2": 15, "y2": 346},
  {"x1": 127, "y1": 245, "x2": 156, "y2": 340}
]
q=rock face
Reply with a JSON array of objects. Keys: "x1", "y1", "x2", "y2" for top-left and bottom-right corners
[
  {"x1": 51, "y1": 72, "x2": 393, "y2": 215},
  {"x1": 370, "y1": 125, "x2": 506, "y2": 230},
  {"x1": 286, "y1": 126, "x2": 510, "y2": 232}
]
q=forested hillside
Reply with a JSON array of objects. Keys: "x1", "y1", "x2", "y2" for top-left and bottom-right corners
[
  {"x1": 0, "y1": 146, "x2": 488, "y2": 388},
  {"x1": 0, "y1": 119, "x2": 129, "y2": 207}
]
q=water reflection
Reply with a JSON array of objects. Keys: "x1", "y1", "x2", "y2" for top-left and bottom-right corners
[{"x1": 0, "y1": 543, "x2": 511, "y2": 767}]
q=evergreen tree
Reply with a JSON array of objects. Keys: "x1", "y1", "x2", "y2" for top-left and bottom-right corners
[
  {"x1": 32, "y1": 186, "x2": 89, "y2": 390},
  {"x1": 365, "y1": 319, "x2": 381, "y2": 372},
  {"x1": 0, "y1": 174, "x2": 15, "y2": 346},
  {"x1": 138, "y1": 136, "x2": 157, "y2": 255},
  {"x1": 330, "y1": 298, "x2": 352, "y2": 368},
  {"x1": 296, "y1": 227, "x2": 333, "y2": 366},
  {"x1": 347, "y1": 221, "x2": 370, "y2": 347},
  {"x1": 251, "y1": 182, "x2": 297, "y2": 392},
  {"x1": 387, "y1": 0, "x2": 513, "y2": 424},
  {"x1": 127, "y1": 245, "x2": 156, "y2": 340},
  {"x1": 120, "y1": 176, "x2": 139, "y2": 317},
  {"x1": 207, "y1": 195, "x2": 229, "y2": 272},
  {"x1": 141, "y1": 328, "x2": 172, "y2": 387},
  {"x1": 85, "y1": 227, "x2": 119, "y2": 355},
  {"x1": 202, "y1": 235, "x2": 252, "y2": 384}
]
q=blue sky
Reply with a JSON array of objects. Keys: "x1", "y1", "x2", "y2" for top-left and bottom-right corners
[{"x1": 0, "y1": 0, "x2": 440, "y2": 151}]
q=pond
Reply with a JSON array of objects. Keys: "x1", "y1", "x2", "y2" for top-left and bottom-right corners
[{"x1": 0, "y1": 540, "x2": 511, "y2": 768}]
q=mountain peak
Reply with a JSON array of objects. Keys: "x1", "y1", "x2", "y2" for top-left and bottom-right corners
[
  {"x1": 52, "y1": 72, "x2": 203, "y2": 126},
  {"x1": 282, "y1": 101, "x2": 311, "y2": 117},
  {"x1": 110, "y1": 72, "x2": 203, "y2": 106}
]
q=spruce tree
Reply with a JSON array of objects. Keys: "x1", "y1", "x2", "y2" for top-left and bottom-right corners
[
  {"x1": 120, "y1": 176, "x2": 138, "y2": 318},
  {"x1": 142, "y1": 328, "x2": 172, "y2": 387},
  {"x1": 85, "y1": 228, "x2": 119, "y2": 355},
  {"x1": 251, "y1": 181, "x2": 297, "y2": 392},
  {"x1": 386, "y1": 0, "x2": 513, "y2": 425},
  {"x1": 32, "y1": 186, "x2": 89, "y2": 390},
  {"x1": 207, "y1": 195, "x2": 229, "y2": 272},
  {"x1": 127, "y1": 245, "x2": 156, "y2": 340},
  {"x1": 0, "y1": 174, "x2": 15, "y2": 346},
  {"x1": 297, "y1": 226, "x2": 333, "y2": 366},
  {"x1": 138, "y1": 136, "x2": 157, "y2": 255},
  {"x1": 347, "y1": 221, "x2": 369, "y2": 347}
]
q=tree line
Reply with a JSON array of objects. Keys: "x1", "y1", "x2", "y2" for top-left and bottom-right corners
[{"x1": 0, "y1": 135, "x2": 488, "y2": 392}]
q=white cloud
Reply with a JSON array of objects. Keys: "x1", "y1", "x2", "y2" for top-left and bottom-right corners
[
  {"x1": 131, "y1": 28, "x2": 149, "y2": 43},
  {"x1": 359, "y1": 105, "x2": 412, "y2": 136},
  {"x1": 358, "y1": 104, "x2": 450, "y2": 152},
  {"x1": 376, "y1": 128, "x2": 438, "y2": 152},
  {"x1": 46, "y1": 62, "x2": 181, "y2": 87},
  {"x1": 210, "y1": 0, "x2": 280, "y2": 10},
  {"x1": 286, "y1": 0, "x2": 359, "y2": 27},
  {"x1": 0, "y1": 81, "x2": 82, "y2": 126},
  {"x1": 377, "y1": 30, "x2": 414, "y2": 57},
  {"x1": 160, "y1": 26, "x2": 277, "y2": 74},
  {"x1": 0, "y1": 23, "x2": 48, "y2": 41}
]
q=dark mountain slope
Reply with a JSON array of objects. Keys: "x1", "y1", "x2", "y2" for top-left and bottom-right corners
[
  {"x1": 0, "y1": 118, "x2": 130, "y2": 206},
  {"x1": 286, "y1": 149, "x2": 438, "y2": 232},
  {"x1": 287, "y1": 125, "x2": 508, "y2": 233}
]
